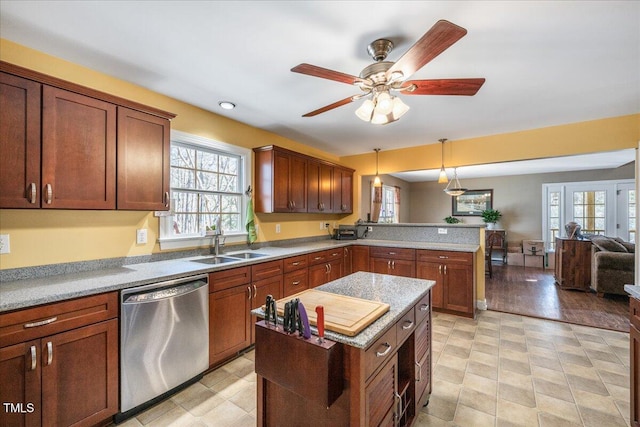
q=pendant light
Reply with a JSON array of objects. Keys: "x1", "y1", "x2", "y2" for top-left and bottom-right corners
[
  {"x1": 444, "y1": 167, "x2": 467, "y2": 197},
  {"x1": 437, "y1": 138, "x2": 448, "y2": 184},
  {"x1": 373, "y1": 148, "x2": 382, "y2": 187}
]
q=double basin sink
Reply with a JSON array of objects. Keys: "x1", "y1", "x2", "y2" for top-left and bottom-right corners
[{"x1": 192, "y1": 251, "x2": 269, "y2": 265}]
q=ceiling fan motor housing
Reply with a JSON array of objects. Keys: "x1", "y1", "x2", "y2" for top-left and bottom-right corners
[{"x1": 367, "y1": 39, "x2": 394, "y2": 61}]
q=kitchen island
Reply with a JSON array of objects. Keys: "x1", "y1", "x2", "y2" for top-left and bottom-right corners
[{"x1": 252, "y1": 271, "x2": 434, "y2": 427}]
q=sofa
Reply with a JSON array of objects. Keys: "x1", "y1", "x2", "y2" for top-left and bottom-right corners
[{"x1": 590, "y1": 236, "x2": 635, "y2": 297}]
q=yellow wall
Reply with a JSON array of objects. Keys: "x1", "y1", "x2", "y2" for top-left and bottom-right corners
[{"x1": 1, "y1": 38, "x2": 638, "y2": 270}]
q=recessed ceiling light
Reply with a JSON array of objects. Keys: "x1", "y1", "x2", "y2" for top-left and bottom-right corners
[{"x1": 218, "y1": 101, "x2": 236, "y2": 110}]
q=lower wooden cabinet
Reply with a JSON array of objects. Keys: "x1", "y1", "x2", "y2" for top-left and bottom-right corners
[
  {"x1": 209, "y1": 284, "x2": 252, "y2": 367},
  {"x1": 0, "y1": 293, "x2": 119, "y2": 427},
  {"x1": 352, "y1": 245, "x2": 370, "y2": 273},
  {"x1": 630, "y1": 297, "x2": 640, "y2": 426},
  {"x1": 366, "y1": 354, "x2": 398, "y2": 427},
  {"x1": 369, "y1": 247, "x2": 416, "y2": 278}
]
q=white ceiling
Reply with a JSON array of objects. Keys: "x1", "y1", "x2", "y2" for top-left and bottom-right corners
[
  {"x1": 1, "y1": 1, "x2": 638, "y2": 159},
  {"x1": 391, "y1": 149, "x2": 636, "y2": 182}
]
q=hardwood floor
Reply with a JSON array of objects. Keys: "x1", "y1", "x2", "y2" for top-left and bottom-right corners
[{"x1": 485, "y1": 263, "x2": 630, "y2": 333}]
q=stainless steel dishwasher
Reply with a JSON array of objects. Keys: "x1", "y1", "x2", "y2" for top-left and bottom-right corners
[{"x1": 118, "y1": 274, "x2": 209, "y2": 418}]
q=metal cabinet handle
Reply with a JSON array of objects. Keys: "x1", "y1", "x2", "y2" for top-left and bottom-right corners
[
  {"x1": 402, "y1": 320, "x2": 414, "y2": 330},
  {"x1": 389, "y1": 251, "x2": 396, "y2": 255},
  {"x1": 415, "y1": 360, "x2": 422, "y2": 382},
  {"x1": 292, "y1": 261, "x2": 300, "y2": 266},
  {"x1": 394, "y1": 391, "x2": 402, "y2": 421},
  {"x1": 24, "y1": 316, "x2": 57, "y2": 328},
  {"x1": 331, "y1": 252, "x2": 340, "y2": 257},
  {"x1": 247, "y1": 286, "x2": 252, "y2": 300},
  {"x1": 444, "y1": 265, "x2": 448, "y2": 275},
  {"x1": 292, "y1": 200, "x2": 296, "y2": 209},
  {"x1": 292, "y1": 281, "x2": 301, "y2": 286},
  {"x1": 253, "y1": 284, "x2": 257, "y2": 299},
  {"x1": 164, "y1": 191, "x2": 170, "y2": 208},
  {"x1": 46, "y1": 341, "x2": 53, "y2": 366},
  {"x1": 392, "y1": 260, "x2": 396, "y2": 269},
  {"x1": 30, "y1": 345, "x2": 37, "y2": 371},
  {"x1": 438, "y1": 255, "x2": 449, "y2": 259},
  {"x1": 45, "y1": 184, "x2": 52, "y2": 204},
  {"x1": 420, "y1": 304, "x2": 430, "y2": 312},
  {"x1": 28, "y1": 183, "x2": 37, "y2": 204},
  {"x1": 375, "y1": 342, "x2": 392, "y2": 357},
  {"x1": 314, "y1": 256, "x2": 323, "y2": 260},
  {"x1": 328, "y1": 263, "x2": 332, "y2": 273},
  {"x1": 438, "y1": 265, "x2": 443, "y2": 274},
  {"x1": 387, "y1": 260, "x2": 391, "y2": 269}
]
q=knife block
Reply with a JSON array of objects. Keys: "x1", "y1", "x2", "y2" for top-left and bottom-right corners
[{"x1": 254, "y1": 321, "x2": 343, "y2": 408}]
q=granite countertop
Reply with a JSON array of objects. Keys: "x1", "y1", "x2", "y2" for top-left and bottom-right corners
[
  {"x1": 1, "y1": 239, "x2": 474, "y2": 312},
  {"x1": 625, "y1": 284, "x2": 640, "y2": 299},
  {"x1": 252, "y1": 271, "x2": 434, "y2": 349}
]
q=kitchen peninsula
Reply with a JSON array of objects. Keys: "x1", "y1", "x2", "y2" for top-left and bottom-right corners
[{"x1": 253, "y1": 271, "x2": 434, "y2": 427}]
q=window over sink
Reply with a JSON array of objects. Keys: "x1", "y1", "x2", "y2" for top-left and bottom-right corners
[{"x1": 159, "y1": 131, "x2": 251, "y2": 250}]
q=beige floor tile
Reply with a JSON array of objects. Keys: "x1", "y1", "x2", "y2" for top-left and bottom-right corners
[
  {"x1": 577, "y1": 405, "x2": 628, "y2": 427},
  {"x1": 431, "y1": 378, "x2": 462, "y2": 401},
  {"x1": 229, "y1": 413, "x2": 256, "y2": 427},
  {"x1": 499, "y1": 370, "x2": 533, "y2": 389},
  {"x1": 605, "y1": 382, "x2": 630, "y2": 402},
  {"x1": 177, "y1": 388, "x2": 225, "y2": 417},
  {"x1": 467, "y1": 360, "x2": 499, "y2": 380},
  {"x1": 497, "y1": 399, "x2": 540, "y2": 427},
  {"x1": 463, "y1": 371, "x2": 498, "y2": 396},
  {"x1": 535, "y1": 393, "x2": 581, "y2": 424},
  {"x1": 209, "y1": 374, "x2": 252, "y2": 399},
  {"x1": 615, "y1": 399, "x2": 631, "y2": 423},
  {"x1": 469, "y1": 349, "x2": 499, "y2": 367},
  {"x1": 438, "y1": 352, "x2": 469, "y2": 371},
  {"x1": 199, "y1": 400, "x2": 250, "y2": 427},
  {"x1": 566, "y1": 373, "x2": 609, "y2": 396},
  {"x1": 500, "y1": 357, "x2": 532, "y2": 376},
  {"x1": 422, "y1": 394, "x2": 458, "y2": 422},
  {"x1": 537, "y1": 412, "x2": 583, "y2": 427},
  {"x1": 414, "y1": 410, "x2": 456, "y2": 426},
  {"x1": 472, "y1": 341, "x2": 499, "y2": 356},
  {"x1": 171, "y1": 382, "x2": 210, "y2": 405},
  {"x1": 590, "y1": 357, "x2": 628, "y2": 375},
  {"x1": 144, "y1": 405, "x2": 197, "y2": 427},
  {"x1": 450, "y1": 328, "x2": 476, "y2": 341},
  {"x1": 458, "y1": 387, "x2": 497, "y2": 416},
  {"x1": 531, "y1": 365, "x2": 570, "y2": 385},
  {"x1": 501, "y1": 348, "x2": 531, "y2": 363},
  {"x1": 499, "y1": 382, "x2": 537, "y2": 408},
  {"x1": 529, "y1": 353, "x2": 563, "y2": 372},
  {"x1": 533, "y1": 377, "x2": 574, "y2": 403},
  {"x1": 136, "y1": 399, "x2": 179, "y2": 425},
  {"x1": 454, "y1": 403, "x2": 496, "y2": 427},
  {"x1": 434, "y1": 364, "x2": 465, "y2": 384},
  {"x1": 572, "y1": 389, "x2": 621, "y2": 414},
  {"x1": 118, "y1": 418, "x2": 144, "y2": 427},
  {"x1": 598, "y1": 368, "x2": 630, "y2": 388},
  {"x1": 200, "y1": 367, "x2": 233, "y2": 388},
  {"x1": 227, "y1": 382, "x2": 257, "y2": 413}
]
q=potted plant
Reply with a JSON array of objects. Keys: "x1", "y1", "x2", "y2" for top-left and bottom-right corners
[
  {"x1": 481, "y1": 209, "x2": 502, "y2": 230},
  {"x1": 443, "y1": 216, "x2": 461, "y2": 224}
]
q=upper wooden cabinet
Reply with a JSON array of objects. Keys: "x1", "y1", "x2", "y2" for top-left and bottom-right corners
[
  {"x1": 253, "y1": 145, "x2": 354, "y2": 214},
  {"x1": 0, "y1": 61, "x2": 175, "y2": 210},
  {"x1": 117, "y1": 107, "x2": 170, "y2": 210}
]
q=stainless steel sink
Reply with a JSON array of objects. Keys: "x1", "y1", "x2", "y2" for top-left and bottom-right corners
[
  {"x1": 228, "y1": 251, "x2": 269, "y2": 259},
  {"x1": 191, "y1": 256, "x2": 240, "y2": 265}
]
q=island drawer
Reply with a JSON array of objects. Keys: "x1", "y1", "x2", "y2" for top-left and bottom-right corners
[
  {"x1": 416, "y1": 250, "x2": 473, "y2": 264},
  {"x1": 283, "y1": 254, "x2": 308, "y2": 273},
  {"x1": 396, "y1": 308, "x2": 416, "y2": 345},
  {"x1": 631, "y1": 297, "x2": 640, "y2": 331},
  {"x1": 365, "y1": 326, "x2": 397, "y2": 380},
  {"x1": 0, "y1": 292, "x2": 118, "y2": 347},
  {"x1": 210, "y1": 266, "x2": 251, "y2": 292},
  {"x1": 252, "y1": 259, "x2": 283, "y2": 282},
  {"x1": 370, "y1": 246, "x2": 416, "y2": 261},
  {"x1": 415, "y1": 291, "x2": 431, "y2": 325}
]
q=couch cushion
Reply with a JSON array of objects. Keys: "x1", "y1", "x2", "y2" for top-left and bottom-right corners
[{"x1": 591, "y1": 237, "x2": 628, "y2": 253}]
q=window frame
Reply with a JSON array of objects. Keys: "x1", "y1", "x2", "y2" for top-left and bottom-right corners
[{"x1": 158, "y1": 130, "x2": 251, "y2": 251}]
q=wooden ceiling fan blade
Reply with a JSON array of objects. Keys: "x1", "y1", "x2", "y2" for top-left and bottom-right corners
[
  {"x1": 302, "y1": 96, "x2": 355, "y2": 117},
  {"x1": 402, "y1": 78, "x2": 485, "y2": 96},
  {"x1": 292, "y1": 63, "x2": 364, "y2": 85},
  {"x1": 387, "y1": 20, "x2": 467, "y2": 80}
]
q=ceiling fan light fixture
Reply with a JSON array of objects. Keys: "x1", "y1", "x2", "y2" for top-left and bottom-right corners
[
  {"x1": 391, "y1": 96, "x2": 410, "y2": 119},
  {"x1": 355, "y1": 99, "x2": 375, "y2": 121},
  {"x1": 375, "y1": 92, "x2": 393, "y2": 115}
]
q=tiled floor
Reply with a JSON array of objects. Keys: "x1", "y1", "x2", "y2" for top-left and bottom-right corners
[{"x1": 119, "y1": 310, "x2": 630, "y2": 427}]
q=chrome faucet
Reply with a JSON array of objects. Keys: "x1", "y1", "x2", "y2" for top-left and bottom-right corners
[{"x1": 210, "y1": 217, "x2": 224, "y2": 256}]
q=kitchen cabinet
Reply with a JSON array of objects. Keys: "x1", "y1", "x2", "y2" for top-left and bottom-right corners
[
  {"x1": 254, "y1": 146, "x2": 307, "y2": 213},
  {"x1": 416, "y1": 250, "x2": 474, "y2": 318},
  {"x1": 208, "y1": 267, "x2": 253, "y2": 367},
  {"x1": 308, "y1": 249, "x2": 343, "y2": 288},
  {"x1": 116, "y1": 107, "x2": 171, "y2": 210},
  {"x1": 352, "y1": 245, "x2": 370, "y2": 273},
  {"x1": 366, "y1": 354, "x2": 398, "y2": 427},
  {"x1": 283, "y1": 254, "x2": 309, "y2": 297},
  {"x1": 370, "y1": 246, "x2": 416, "y2": 278},
  {"x1": 251, "y1": 261, "x2": 284, "y2": 343},
  {"x1": 307, "y1": 159, "x2": 333, "y2": 213},
  {"x1": 0, "y1": 61, "x2": 175, "y2": 211},
  {"x1": 0, "y1": 293, "x2": 119, "y2": 427},
  {"x1": 253, "y1": 145, "x2": 354, "y2": 214},
  {"x1": 332, "y1": 167, "x2": 353, "y2": 213},
  {"x1": 554, "y1": 238, "x2": 592, "y2": 291},
  {"x1": 0, "y1": 72, "x2": 41, "y2": 208},
  {"x1": 343, "y1": 246, "x2": 353, "y2": 275},
  {"x1": 630, "y1": 297, "x2": 640, "y2": 426}
]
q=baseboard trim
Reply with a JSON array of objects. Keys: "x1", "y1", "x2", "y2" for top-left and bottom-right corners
[{"x1": 476, "y1": 299, "x2": 488, "y2": 310}]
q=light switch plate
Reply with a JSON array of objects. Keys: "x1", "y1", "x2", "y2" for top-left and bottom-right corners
[
  {"x1": 438, "y1": 228, "x2": 448, "y2": 234},
  {"x1": 0, "y1": 234, "x2": 10, "y2": 254}
]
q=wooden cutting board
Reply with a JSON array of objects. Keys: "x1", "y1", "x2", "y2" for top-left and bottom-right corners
[{"x1": 275, "y1": 289, "x2": 390, "y2": 337}]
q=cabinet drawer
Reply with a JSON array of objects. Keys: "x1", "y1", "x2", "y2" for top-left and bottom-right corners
[
  {"x1": 283, "y1": 269, "x2": 309, "y2": 296},
  {"x1": 0, "y1": 292, "x2": 118, "y2": 347},
  {"x1": 252, "y1": 260, "x2": 284, "y2": 282},
  {"x1": 325, "y1": 248, "x2": 343, "y2": 261},
  {"x1": 415, "y1": 292, "x2": 431, "y2": 325},
  {"x1": 308, "y1": 250, "x2": 328, "y2": 266},
  {"x1": 210, "y1": 266, "x2": 251, "y2": 292},
  {"x1": 365, "y1": 326, "x2": 397, "y2": 380},
  {"x1": 631, "y1": 297, "x2": 640, "y2": 331},
  {"x1": 370, "y1": 246, "x2": 415, "y2": 261},
  {"x1": 283, "y1": 254, "x2": 308, "y2": 273},
  {"x1": 396, "y1": 308, "x2": 416, "y2": 345},
  {"x1": 416, "y1": 250, "x2": 473, "y2": 264}
]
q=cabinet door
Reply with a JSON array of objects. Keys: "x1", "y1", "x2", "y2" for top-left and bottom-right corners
[
  {"x1": 272, "y1": 150, "x2": 291, "y2": 212},
  {"x1": 391, "y1": 259, "x2": 416, "y2": 278},
  {"x1": 414, "y1": 317, "x2": 431, "y2": 410},
  {"x1": 0, "y1": 72, "x2": 41, "y2": 208},
  {"x1": 366, "y1": 354, "x2": 398, "y2": 427},
  {"x1": 632, "y1": 323, "x2": 640, "y2": 426},
  {"x1": 210, "y1": 285, "x2": 252, "y2": 367},
  {"x1": 370, "y1": 257, "x2": 391, "y2": 275},
  {"x1": 307, "y1": 160, "x2": 332, "y2": 213},
  {"x1": 117, "y1": 107, "x2": 170, "y2": 210},
  {"x1": 41, "y1": 319, "x2": 118, "y2": 427},
  {"x1": 327, "y1": 259, "x2": 343, "y2": 282},
  {"x1": 0, "y1": 340, "x2": 41, "y2": 426},
  {"x1": 289, "y1": 154, "x2": 308, "y2": 212},
  {"x1": 251, "y1": 276, "x2": 283, "y2": 343},
  {"x1": 308, "y1": 263, "x2": 329, "y2": 288},
  {"x1": 343, "y1": 246, "x2": 352, "y2": 276},
  {"x1": 443, "y1": 263, "x2": 474, "y2": 315},
  {"x1": 352, "y1": 246, "x2": 370, "y2": 273},
  {"x1": 416, "y1": 262, "x2": 444, "y2": 309},
  {"x1": 42, "y1": 86, "x2": 116, "y2": 209},
  {"x1": 332, "y1": 167, "x2": 353, "y2": 213}
]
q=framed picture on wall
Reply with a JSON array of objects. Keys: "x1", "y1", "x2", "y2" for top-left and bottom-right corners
[{"x1": 452, "y1": 189, "x2": 493, "y2": 216}]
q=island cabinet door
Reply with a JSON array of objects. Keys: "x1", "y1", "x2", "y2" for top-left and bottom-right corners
[
  {"x1": 366, "y1": 354, "x2": 398, "y2": 427},
  {"x1": 416, "y1": 262, "x2": 444, "y2": 309},
  {"x1": 414, "y1": 317, "x2": 431, "y2": 410}
]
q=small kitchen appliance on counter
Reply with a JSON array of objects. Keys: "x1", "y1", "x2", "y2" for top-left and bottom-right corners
[{"x1": 333, "y1": 225, "x2": 358, "y2": 240}]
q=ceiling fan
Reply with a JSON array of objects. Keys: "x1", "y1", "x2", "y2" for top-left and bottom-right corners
[{"x1": 291, "y1": 20, "x2": 485, "y2": 125}]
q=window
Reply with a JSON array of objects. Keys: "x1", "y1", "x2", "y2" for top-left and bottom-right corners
[
  {"x1": 547, "y1": 190, "x2": 561, "y2": 250},
  {"x1": 378, "y1": 185, "x2": 396, "y2": 223},
  {"x1": 159, "y1": 131, "x2": 250, "y2": 249},
  {"x1": 572, "y1": 190, "x2": 606, "y2": 235}
]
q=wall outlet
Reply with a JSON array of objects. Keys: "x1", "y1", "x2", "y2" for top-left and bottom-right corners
[
  {"x1": 0, "y1": 234, "x2": 10, "y2": 254},
  {"x1": 367, "y1": 226, "x2": 373, "y2": 232},
  {"x1": 321, "y1": 222, "x2": 330, "y2": 230},
  {"x1": 275, "y1": 224, "x2": 281, "y2": 234},
  {"x1": 438, "y1": 228, "x2": 448, "y2": 234},
  {"x1": 136, "y1": 229, "x2": 148, "y2": 245}
]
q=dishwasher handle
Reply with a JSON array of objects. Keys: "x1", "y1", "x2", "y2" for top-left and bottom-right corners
[{"x1": 123, "y1": 279, "x2": 207, "y2": 304}]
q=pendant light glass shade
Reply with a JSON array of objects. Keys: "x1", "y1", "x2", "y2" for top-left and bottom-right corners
[
  {"x1": 437, "y1": 138, "x2": 449, "y2": 184},
  {"x1": 444, "y1": 168, "x2": 466, "y2": 196},
  {"x1": 373, "y1": 148, "x2": 382, "y2": 187}
]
